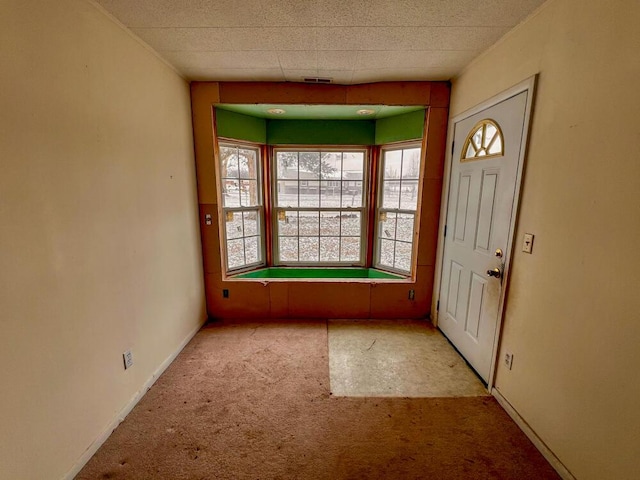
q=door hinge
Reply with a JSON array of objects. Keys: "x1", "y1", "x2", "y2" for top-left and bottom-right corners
[
  {"x1": 451, "y1": 140, "x2": 455, "y2": 155},
  {"x1": 436, "y1": 300, "x2": 440, "y2": 311},
  {"x1": 444, "y1": 225, "x2": 447, "y2": 237}
]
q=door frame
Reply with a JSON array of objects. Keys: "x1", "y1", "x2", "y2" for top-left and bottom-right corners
[{"x1": 432, "y1": 75, "x2": 537, "y2": 389}]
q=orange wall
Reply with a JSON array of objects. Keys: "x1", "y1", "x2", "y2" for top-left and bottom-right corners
[{"x1": 192, "y1": 82, "x2": 449, "y2": 319}]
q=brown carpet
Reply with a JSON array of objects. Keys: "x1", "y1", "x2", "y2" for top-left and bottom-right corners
[{"x1": 76, "y1": 320, "x2": 560, "y2": 480}]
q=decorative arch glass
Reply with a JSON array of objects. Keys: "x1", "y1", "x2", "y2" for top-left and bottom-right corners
[{"x1": 461, "y1": 119, "x2": 504, "y2": 161}]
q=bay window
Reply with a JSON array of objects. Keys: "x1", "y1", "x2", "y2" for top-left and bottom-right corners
[{"x1": 218, "y1": 141, "x2": 422, "y2": 277}]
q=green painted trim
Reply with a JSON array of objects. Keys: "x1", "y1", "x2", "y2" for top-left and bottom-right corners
[
  {"x1": 216, "y1": 108, "x2": 425, "y2": 147},
  {"x1": 234, "y1": 268, "x2": 404, "y2": 279},
  {"x1": 215, "y1": 108, "x2": 267, "y2": 144},
  {"x1": 375, "y1": 109, "x2": 426, "y2": 145},
  {"x1": 267, "y1": 120, "x2": 375, "y2": 145}
]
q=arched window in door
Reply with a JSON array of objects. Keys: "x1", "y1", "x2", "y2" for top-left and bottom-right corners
[{"x1": 461, "y1": 119, "x2": 504, "y2": 161}]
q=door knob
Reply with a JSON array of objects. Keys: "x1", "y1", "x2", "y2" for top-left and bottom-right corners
[{"x1": 487, "y1": 268, "x2": 501, "y2": 278}]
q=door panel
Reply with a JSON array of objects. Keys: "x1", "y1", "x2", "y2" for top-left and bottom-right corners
[
  {"x1": 439, "y1": 90, "x2": 530, "y2": 382},
  {"x1": 453, "y1": 174, "x2": 471, "y2": 243},
  {"x1": 446, "y1": 261, "x2": 464, "y2": 320},
  {"x1": 475, "y1": 171, "x2": 498, "y2": 253},
  {"x1": 466, "y1": 273, "x2": 486, "y2": 340}
]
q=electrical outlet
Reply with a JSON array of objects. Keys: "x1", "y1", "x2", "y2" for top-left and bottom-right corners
[
  {"x1": 504, "y1": 352, "x2": 514, "y2": 370},
  {"x1": 222, "y1": 289, "x2": 229, "y2": 298},
  {"x1": 123, "y1": 349, "x2": 134, "y2": 370},
  {"x1": 408, "y1": 289, "x2": 415, "y2": 300},
  {"x1": 522, "y1": 233, "x2": 534, "y2": 253}
]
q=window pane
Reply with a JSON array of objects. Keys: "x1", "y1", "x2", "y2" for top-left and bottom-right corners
[
  {"x1": 473, "y1": 128, "x2": 483, "y2": 149},
  {"x1": 320, "y1": 237, "x2": 340, "y2": 262},
  {"x1": 239, "y1": 180, "x2": 256, "y2": 206},
  {"x1": 488, "y1": 135, "x2": 502, "y2": 155},
  {"x1": 238, "y1": 148, "x2": 257, "y2": 179},
  {"x1": 396, "y1": 213, "x2": 415, "y2": 243},
  {"x1": 243, "y1": 211, "x2": 259, "y2": 237},
  {"x1": 342, "y1": 181, "x2": 362, "y2": 208},
  {"x1": 382, "y1": 181, "x2": 401, "y2": 209},
  {"x1": 342, "y1": 152, "x2": 364, "y2": 180},
  {"x1": 401, "y1": 148, "x2": 421, "y2": 179},
  {"x1": 299, "y1": 151, "x2": 321, "y2": 177},
  {"x1": 277, "y1": 180, "x2": 298, "y2": 207},
  {"x1": 321, "y1": 152, "x2": 341, "y2": 179},
  {"x1": 279, "y1": 237, "x2": 298, "y2": 262},
  {"x1": 298, "y1": 211, "x2": 319, "y2": 235},
  {"x1": 299, "y1": 237, "x2": 319, "y2": 262},
  {"x1": 226, "y1": 238, "x2": 245, "y2": 269},
  {"x1": 299, "y1": 181, "x2": 320, "y2": 207},
  {"x1": 379, "y1": 212, "x2": 397, "y2": 240},
  {"x1": 384, "y1": 150, "x2": 402, "y2": 179},
  {"x1": 340, "y1": 237, "x2": 360, "y2": 262},
  {"x1": 222, "y1": 180, "x2": 240, "y2": 207},
  {"x1": 245, "y1": 236, "x2": 260, "y2": 264},
  {"x1": 226, "y1": 212, "x2": 243, "y2": 239},
  {"x1": 341, "y1": 212, "x2": 361, "y2": 236},
  {"x1": 394, "y1": 241, "x2": 413, "y2": 272},
  {"x1": 220, "y1": 144, "x2": 241, "y2": 206},
  {"x1": 278, "y1": 211, "x2": 298, "y2": 236},
  {"x1": 239, "y1": 180, "x2": 259, "y2": 207},
  {"x1": 379, "y1": 239, "x2": 395, "y2": 268},
  {"x1": 400, "y1": 180, "x2": 418, "y2": 210},
  {"x1": 320, "y1": 211, "x2": 340, "y2": 236},
  {"x1": 277, "y1": 151, "x2": 298, "y2": 178},
  {"x1": 485, "y1": 124, "x2": 497, "y2": 147},
  {"x1": 320, "y1": 181, "x2": 341, "y2": 207},
  {"x1": 220, "y1": 146, "x2": 239, "y2": 179}
]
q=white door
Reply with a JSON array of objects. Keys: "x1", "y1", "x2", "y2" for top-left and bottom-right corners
[{"x1": 438, "y1": 90, "x2": 530, "y2": 383}]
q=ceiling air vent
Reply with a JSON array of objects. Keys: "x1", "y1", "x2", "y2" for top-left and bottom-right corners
[{"x1": 303, "y1": 77, "x2": 332, "y2": 84}]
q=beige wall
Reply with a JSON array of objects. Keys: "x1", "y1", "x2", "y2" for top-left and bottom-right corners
[
  {"x1": 450, "y1": 0, "x2": 640, "y2": 478},
  {"x1": 0, "y1": 1, "x2": 205, "y2": 479}
]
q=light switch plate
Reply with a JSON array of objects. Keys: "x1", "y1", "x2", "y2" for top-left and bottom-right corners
[
  {"x1": 522, "y1": 233, "x2": 534, "y2": 253},
  {"x1": 123, "y1": 350, "x2": 134, "y2": 370},
  {"x1": 504, "y1": 352, "x2": 514, "y2": 370}
]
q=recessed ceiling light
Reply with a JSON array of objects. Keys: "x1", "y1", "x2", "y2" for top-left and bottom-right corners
[
  {"x1": 356, "y1": 109, "x2": 375, "y2": 116},
  {"x1": 267, "y1": 108, "x2": 286, "y2": 115}
]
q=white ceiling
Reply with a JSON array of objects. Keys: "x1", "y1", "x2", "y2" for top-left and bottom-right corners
[{"x1": 95, "y1": 0, "x2": 546, "y2": 84}]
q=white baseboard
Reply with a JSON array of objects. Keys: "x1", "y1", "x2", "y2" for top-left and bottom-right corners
[
  {"x1": 62, "y1": 318, "x2": 206, "y2": 480},
  {"x1": 492, "y1": 387, "x2": 576, "y2": 480}
]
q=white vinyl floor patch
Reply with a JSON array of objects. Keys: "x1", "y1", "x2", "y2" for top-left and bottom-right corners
[{"x1": 328, "y1": 319, "x2": 489, "y2": 397}]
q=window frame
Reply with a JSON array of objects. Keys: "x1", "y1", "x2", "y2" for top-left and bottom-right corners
[
  {"x1": 270, "y1": 146, "x2": 370, "y2": 267},
  {"x1": 217, "y1": 140, "x2": 267, "y2": 274},
  {"x1": 373, "y1": 142, "x2": 423, "y2": 276}
]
